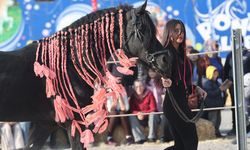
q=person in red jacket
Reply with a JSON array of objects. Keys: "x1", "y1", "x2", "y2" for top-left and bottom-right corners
[{"x1": 129, "y1": 79, "x2": 158, "y2": 144}]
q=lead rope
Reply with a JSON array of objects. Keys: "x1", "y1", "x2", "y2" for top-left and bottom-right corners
[
  {"x1": 166, "y1": 88, "x2": 204, "y2": 123},
  {"x1": 169, "y1": 51, "x2": 204, "y2": 123}
]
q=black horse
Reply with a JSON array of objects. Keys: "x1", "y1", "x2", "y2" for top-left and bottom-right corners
[{"x1": 0, "y1": 1, "x2": 172, "y2": 149}]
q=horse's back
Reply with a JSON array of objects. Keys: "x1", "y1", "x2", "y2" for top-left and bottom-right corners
[{"x1": 0, "y1": 43, "x2": 54, "y2": 121}]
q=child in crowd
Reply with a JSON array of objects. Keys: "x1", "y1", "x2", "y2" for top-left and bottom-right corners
[
  {"x1": 105, "y1": 61, "x2": 134, "y2": 146},
  {"x1": 105, "y1": 88, "x2": 133, "y2": 146},
  {"x1": 203, "y1": 66, "x2": 229, "y2": 137},
  {"x1": 146, "y1": 68, "x2": 172, "y2": 142}
]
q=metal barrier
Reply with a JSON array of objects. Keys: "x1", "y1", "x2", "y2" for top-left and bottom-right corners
[{"x1": 107, "y1": 105, "x2": 248, "y2": 118}]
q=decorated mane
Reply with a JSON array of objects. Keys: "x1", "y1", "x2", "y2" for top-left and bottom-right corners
[{"x1": 33, "y1": 5, "x2": 138, "y2": 148}]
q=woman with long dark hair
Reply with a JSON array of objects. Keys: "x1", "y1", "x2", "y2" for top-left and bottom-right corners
[{"x1": 161, "y1": 19, "x2": 207, "y2": 150}]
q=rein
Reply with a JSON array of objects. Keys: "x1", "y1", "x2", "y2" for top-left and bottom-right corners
[
  {"x1": 145, "y1": 50, "x2": 171, "y2": 77},
  {"x1": 166, "y1": 88, "x2": 204, "y2": 123},
  {"x1": 146, "y1": 49, "x2": 204, "y2": 123}
]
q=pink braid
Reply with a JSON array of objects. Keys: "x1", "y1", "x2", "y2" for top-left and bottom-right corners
[
  {"x1": 88, "y1": 23, "x2": 104, "y2": 82},
  {"x1": 98, "y1": 19, "x2": 106, "y2": 70},
  {"x1": 93, "y1": 20, "x2": 102, "y2": 65},
  {"x1": 35, "y1": 42, "x2": 41, "y2": 62},
  {"x1": 84, "y1": 24, "x2": 102, "y2": 82},
  {"x1": 44, "y1": 39, "x2": 48, "y2": 66},
  {"x1": 101, "y1": 17, "x2": 107, "y2": 67},
  {"x1": 41, "y1": 40, "x2": 45, "y2": 64},
  {"x1": 105, "y1": 13, "x2": 116, "y2": 63},
  {"x1": 119, "y1": 9, "x2": 123, "y2": 49},
  {"x1": 110, "y1": 12, "x2": 117, "y2": 54}
]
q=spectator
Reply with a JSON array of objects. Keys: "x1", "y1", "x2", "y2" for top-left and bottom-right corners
[
  {"x1": 0, "y1": 122, "x2": 25, "y2": 150},
  {"x1": 129, "y1": 79, "x2": 158, "y2": 144},
  {"x1": 19, "y1": 122, "x2": 30, "y2": 146},
  {"x1": 197, "y1": 55, "x2": 210, "y2": 88},
  {"x1": 105, "y1": 61, "x2": 134, "y2": 146},
  {"x1": 146, "y1": 69, "x2": 172, "y2": 142},
  {"x1": 203, "y1": 39, "x2": 224, "y2": 80},
  {"x1": 203, "y1": 66, "x2": 229, "y2": 137},
  {"x1": 186, "y1": 44, "x2": 200, "y2": 85},
  {"x1": 244, "y1": 73, "x2": 250, "y2": 136},
  {"x1": 105, "y1": 91, "x2": 133, "y2": 146},
  {"x1": 223, "y1": 51, "x2": 235, "y2": 135},
  {"x1": 223, "y1": 37, "x2": 250, "y2": 136},
  {"x1": 145, "y1": 68, "x2": 172, "y2": 142}
]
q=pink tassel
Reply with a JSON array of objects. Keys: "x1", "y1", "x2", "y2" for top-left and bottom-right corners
[
  {"x1": 43, "y1": 66, "x2": 56, "y2": 79},
  {"x1": 81, "y1": 105, "x2": 95, "y2": 116},
  {"x1": 84, "y1": 110, "x2": 104, "y2": 127},
  {"x1": 46, "y1": 78, "x2": 55, "y2": 98},
  {"x1": 80, "y1": 129, "x2": 94, "y2": 148},
  {"x1": 34, "y1": 62, "x2": 56, "y2": 79},
  {"x1": 116, "y1": 66, "x2": 134, "y2": 75},
  {"x1": 92, "y1": 111, "x2": 107, "y2": 133},
  {"x1": 34, "y1": 62, "x2": 44, "y2": 78},
  {"x1": 71, "y1": 122, "x2": 76, "y2": 137},
  {"x1": 97, "y1": 119, "x2": 108, "y2": 133},
  {"x1": 116, "y1": 49, "x2": 137, "y2": 67},
  {"x1": 71, "y1": 120, "x2": 82, "y2": 137},
  {"x1": 91, "y1": 88, "x2": 106, "y2": 103},
  {"x1": 54, "y1": 96, "x2": 66, "y2": 122},
  {"x1": 61, "y1": 100, "x2": 74, "y2": 120}
]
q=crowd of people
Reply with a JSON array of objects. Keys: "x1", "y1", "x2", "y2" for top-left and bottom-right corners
[
  {"x1": 102, "y1": 18, "x2": 250, "y2": 149},
  {"x1": 1, "y1": 18, "x2": 250, "y2": 150}
]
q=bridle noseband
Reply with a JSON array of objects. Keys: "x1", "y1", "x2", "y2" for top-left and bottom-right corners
[{"x1": 145, "y1": 50, "x2": 172, "y2": 78}]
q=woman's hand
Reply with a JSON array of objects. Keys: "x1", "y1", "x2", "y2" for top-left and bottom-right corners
[
  {"x1": 161, "y1": 77, "x2": 172, "y2": 88},
  {"x1": 196, "y1": 86, "x2": 207, "y2": 99},
  {"x1": 137, "y1": 112, "x2": 145, "y2": 120}
]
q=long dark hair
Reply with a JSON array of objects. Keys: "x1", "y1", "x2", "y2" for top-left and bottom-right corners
[{"x1": 162, "y1": 19, "x2": 186, "y2": 54}]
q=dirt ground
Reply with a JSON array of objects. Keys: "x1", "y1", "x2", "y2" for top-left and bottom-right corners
[
  {"x1": 86, "y1": 109, "x2": 250, "y2": 150},
  {"x1": 42, "y1": 109, "x2": 250, "y2": 150}
]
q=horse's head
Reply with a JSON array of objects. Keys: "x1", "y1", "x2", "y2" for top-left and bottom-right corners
[{"x1": 123, "y1": 0, "x2": 173, "y2": 78}]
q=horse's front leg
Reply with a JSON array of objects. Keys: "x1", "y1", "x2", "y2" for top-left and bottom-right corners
[
  {"x1": 25, "y1": 121, "x2": 58, "y2": 150},
  {"x1": 65, "y1": 121, "x2": 87, "y2": 150}
]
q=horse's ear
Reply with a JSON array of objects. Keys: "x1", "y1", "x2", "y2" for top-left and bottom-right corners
[{"x1": 135, "y1": 0, "x2": 147, "y2": 15}]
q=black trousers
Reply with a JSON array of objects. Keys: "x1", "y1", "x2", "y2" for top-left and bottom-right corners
[{"x1": 163, "y1": 88, "x2": 198, "y2": 150}]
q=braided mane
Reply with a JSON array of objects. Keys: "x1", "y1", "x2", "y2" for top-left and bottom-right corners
[{"x1": 33, "y1": 5, "x2": 137, "y2": 148}]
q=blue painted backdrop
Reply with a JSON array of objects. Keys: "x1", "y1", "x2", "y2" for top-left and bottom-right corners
[{"x1": 1, "y1": 0, "x2": 249, "y2": 56}]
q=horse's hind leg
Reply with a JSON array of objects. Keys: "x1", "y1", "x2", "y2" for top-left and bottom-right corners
[{"x1": 25, "y1": 121, "x2": 58, "y2": 150}]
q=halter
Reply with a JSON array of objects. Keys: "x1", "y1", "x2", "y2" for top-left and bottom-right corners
[{"x1": 145, "y1": 50, "x2": 172, "y2": 78}]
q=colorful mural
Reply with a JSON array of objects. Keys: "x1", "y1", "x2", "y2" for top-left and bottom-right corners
[{"x1": 0, "y1": 0, "x2": 249, "y2": 55}]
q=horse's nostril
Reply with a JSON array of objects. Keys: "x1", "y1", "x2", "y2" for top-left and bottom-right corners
[{"x1": 162, "y1": 56, "x2": 168, "y2": 63}]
